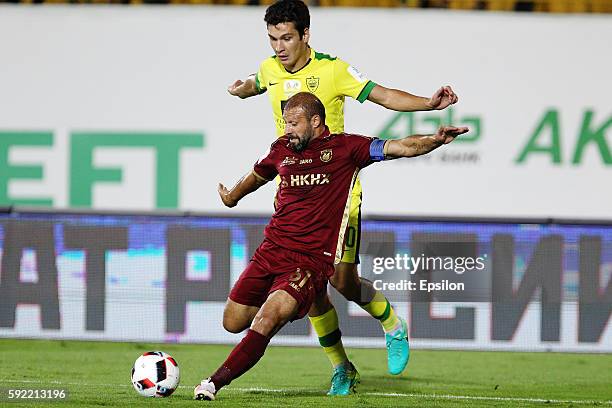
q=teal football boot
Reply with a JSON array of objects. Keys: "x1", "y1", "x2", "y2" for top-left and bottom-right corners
[
  {"x1": 386, "y1": 317, "x2": 410, "y2": 375},
  {"x1": 327, "y1": 362, "x2": 360, "y2": 396}
]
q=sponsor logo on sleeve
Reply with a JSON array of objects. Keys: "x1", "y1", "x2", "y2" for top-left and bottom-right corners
[{"x1": 347, "y1": 66, "x2": 367, "y2": 83}]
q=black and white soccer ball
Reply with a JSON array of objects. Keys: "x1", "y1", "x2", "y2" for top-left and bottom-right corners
[{"x1": 131, "y1": 351, "x2": 180, "y2": 397}]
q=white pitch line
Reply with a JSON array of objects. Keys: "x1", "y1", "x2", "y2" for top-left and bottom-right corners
[
  {"x1": 1, "y1": 379, "x2": 610, "y2": 405},
  {"x1": 233, "y1": 389, "x2": 612, "y2": 405}
]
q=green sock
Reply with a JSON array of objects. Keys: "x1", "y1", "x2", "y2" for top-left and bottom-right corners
[
  {"x1": 309, "y1": 307, "x2": 349, "y2": 367},
  {"x1": 360, "y1": 290, "x2": 400, "y2": 333}
]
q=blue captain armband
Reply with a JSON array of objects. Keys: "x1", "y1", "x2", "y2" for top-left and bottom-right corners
[{"x1": 369, "y1": 139, "x2": 386, "y2": 161}]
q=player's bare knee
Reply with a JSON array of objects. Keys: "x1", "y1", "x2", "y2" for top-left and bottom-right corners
[
  {"x1": 222, "y1": 316, "x2": 247, "y2": 334},
  {"x1": 222, "y1": 300, "x2": 256, "y2": 333},
  {"x1": 250, "y1": 290, "x2": 298, "y2": 335},
  {"x1": 251, "y1": 310, "x2": 285, "y2": 337},
  {"x1": 223, "y1": 322, "x2": 242, "y2": 334},
  {"x1": 222, "y1": 308, "x2": 248, "y2": 333}
]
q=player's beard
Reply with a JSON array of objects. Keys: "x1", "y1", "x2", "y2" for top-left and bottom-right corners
[{"x1": 291, "y1": 128, "x2": 314, "y2": 152}]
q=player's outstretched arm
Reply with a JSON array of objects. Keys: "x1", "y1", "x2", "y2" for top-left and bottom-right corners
[
  {"x1": 218, "y1": 171, "x2": 269, "y2": 208},
  {"x1": 367, "y1": 85, "x2": 458, "y2": 112},
  {"x1": 228, "y1": 74, "x2": 261, "y2": 99},
  {"x1": 384, "y1": 126, "x2": 469, "y2": 159}
]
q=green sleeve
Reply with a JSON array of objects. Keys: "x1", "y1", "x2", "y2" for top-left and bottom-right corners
[
  {"x1": 356, "y1": 81, "x2": 377, "y2": 103},
  {"x1": 255, "y1": 72, "x2": 267, "y2": 94}
]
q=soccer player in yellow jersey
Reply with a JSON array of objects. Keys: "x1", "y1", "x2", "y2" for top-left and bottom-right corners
[{"x1": 227, "y1": 0, "x2": 458, "y2": 395}]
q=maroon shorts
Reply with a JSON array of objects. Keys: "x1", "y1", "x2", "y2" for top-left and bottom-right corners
[{"x1": 229, "y1": 240, "x2": 332, "y2": 320}]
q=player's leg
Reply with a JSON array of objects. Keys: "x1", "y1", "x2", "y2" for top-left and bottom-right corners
[
  {"x1": 307, "y1": 278, "x2": 357, "y2": 392},
  {"x1": 304, "y1": 183, "x2": 370, "y2": 385},
  {"x1": 196, "y1": 246, "x2": 327, "y2": 401},
  {"x1": 250, "y1": 289, "x2": 298, "y2": 336},
  {"x1": 330, "y1": 262, "x2": 373, "y2": 303},
  {"x1": 309, "y1": 291, "x2": 360, "y2": 396},
  {"x1": 195, "y1": 290, "x2": 299, "y2": 401},
  {"x1": 331, "y1": 264, "x2": 401, "y2": 334},
  {"x1": 329, "y1": 177, "x2": 410, "y2": 375},
  {"x1": 195, "y1": 252, "x2": 273, "y2": 399},
  {"x1": 332, "y1": 264, "x2": 409, "y2": 375},
  {"x1": 221, "y1": 249, "x2": 272, "y2": 334},
  {"x1": 222, "y1": 299, "x2": 259, "y2": 334},
  {"x1": 309, "y1": 293, "x2": 348, "y2": 369}
]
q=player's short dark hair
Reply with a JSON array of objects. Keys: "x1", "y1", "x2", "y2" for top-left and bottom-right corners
[
  {"x1": 284, "y1": 92, "x2": 326, "y2": 124},
  {"x1": 264, "y1": 0, "x2": 310, "y2": 38}
]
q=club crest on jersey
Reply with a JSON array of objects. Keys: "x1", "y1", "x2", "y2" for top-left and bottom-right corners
[
  {"x1": 306, "y1": 76, "x2": 320, "y2": 92},
  {"x1": 320, "y1": 149, "x2": 333, "y2": 163}
]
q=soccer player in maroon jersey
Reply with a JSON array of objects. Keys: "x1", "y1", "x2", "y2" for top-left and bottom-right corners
[
  {"x1": 229, "y1": 0, "x2": 459, "y2": 389},
  {"x1": 194, "y1": 92, "x2": 467, "y2": 401}
]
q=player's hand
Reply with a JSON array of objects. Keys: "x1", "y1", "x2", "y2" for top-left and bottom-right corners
[
  {"x1": 433, "y1": 126, "x2": 469, "y2": 144},
  {"x1": 227, "y1": 80, "x2": 245, "y2": 97},
  {"x1": 427, "y1": 86, "x2": 459, "y2": 110},
  {"x1": 218, "y1": 183, "x2": 237, "y2": 208}
]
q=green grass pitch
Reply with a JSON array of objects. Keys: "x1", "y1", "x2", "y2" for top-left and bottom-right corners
[{"x1": 0, "y1": 339, "x2": 611, "y2": 407}]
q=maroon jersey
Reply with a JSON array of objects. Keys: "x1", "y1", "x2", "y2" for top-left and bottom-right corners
[{"x1": 253, "y1": 127, "x2": 383, "y2": 267}]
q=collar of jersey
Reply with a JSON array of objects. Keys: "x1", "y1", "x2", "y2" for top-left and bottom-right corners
[
  {"x1": 279, "y1": 48, "x2": 315, "y2": 74},
  {"x1": 310, "y1": 126, "x2": 332, "y2": 146}
]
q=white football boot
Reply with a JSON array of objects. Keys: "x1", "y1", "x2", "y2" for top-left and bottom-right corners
[{"x1": 194, "y1": 378, "x2": 216, "y2": 401}]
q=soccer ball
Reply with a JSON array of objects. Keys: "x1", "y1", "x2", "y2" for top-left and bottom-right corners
[{"x1": 131, "y1": 351, "x2": 180, "y2": 397}]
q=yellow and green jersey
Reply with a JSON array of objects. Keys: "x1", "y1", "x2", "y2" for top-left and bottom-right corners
[{"x1": 255, "y1": 48, "x2": 377, "y2": 136}]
